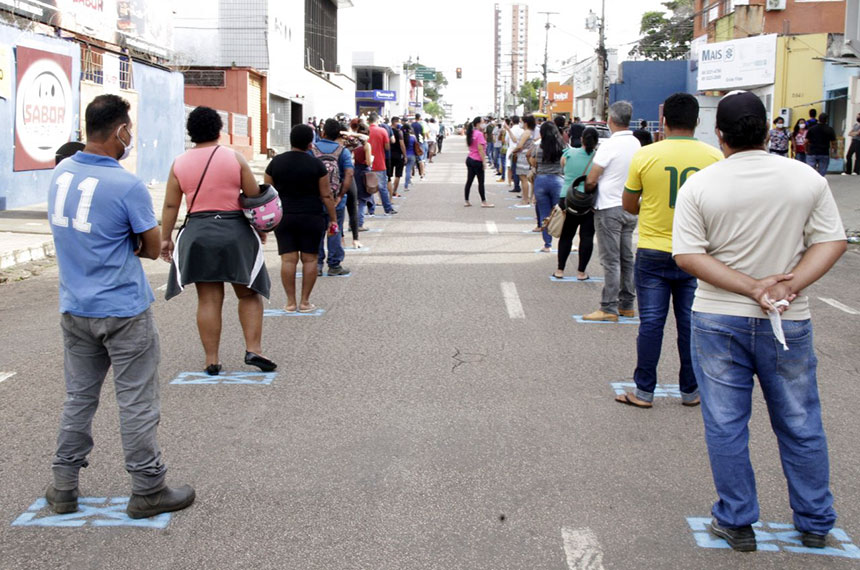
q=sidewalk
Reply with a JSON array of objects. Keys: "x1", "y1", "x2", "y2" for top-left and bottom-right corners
[{"x1": 0, "y1": 182, "x2": 171, "y2": 270}]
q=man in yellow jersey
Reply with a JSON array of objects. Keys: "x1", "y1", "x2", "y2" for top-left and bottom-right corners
[{"x1": 615, "y1": 93, "x2": 723, "y2": 409}]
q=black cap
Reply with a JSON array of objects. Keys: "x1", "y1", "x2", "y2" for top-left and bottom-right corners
[{"x1": 716, "y1": 90, "x2": 766, "y2": 131}]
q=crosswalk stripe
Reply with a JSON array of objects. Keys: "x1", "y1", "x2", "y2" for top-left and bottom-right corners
[
  {"x1": 562, "y1": 528, "x2": 605, "y2": 570},
  {"x1": 501, "y1": 282, "x2": 525, "y2": 319},
  {"x1": 819, "y1": 297, "x2": 860, "y2": 315},
  {"x1": 486, "y1": 221, "x2": 499, "y2": 235}
]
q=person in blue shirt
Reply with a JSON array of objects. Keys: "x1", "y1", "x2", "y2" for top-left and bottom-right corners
[
  {"x1": 45, "y1": 94, "x2": 194, "y2": 519},
  {"x1": 312, "y1": 118, "x2": 355, "y2": 276}
]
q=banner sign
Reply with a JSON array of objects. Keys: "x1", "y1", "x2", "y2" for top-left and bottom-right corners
[
  {"x1": 14, "y1": 46, "x2": 75, "y2": 171},
  {"x1": 356, "y1": 90, "x2": 396, "y2": 102},
  {"x1": 103, "y1": 52, "x2": 120, "y2": 93},
  {"x1": 0, "y1": 44, "x2": 10, "y2": 100},
  {"x1": 697, "y1": 34, "x2": 777, "y2": 91}
]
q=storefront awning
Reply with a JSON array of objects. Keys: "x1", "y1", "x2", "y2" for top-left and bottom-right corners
[{"x1": 815, "y1": 56, "x2": 860, "y2": 68}]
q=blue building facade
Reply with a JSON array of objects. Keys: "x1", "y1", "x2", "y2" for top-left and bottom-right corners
[{"x1": 609, "y1": 61, "x2": 690, "y2": 124}]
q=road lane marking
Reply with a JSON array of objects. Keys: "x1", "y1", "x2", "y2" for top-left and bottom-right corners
[
  {"x1": 0, "y1": 372, "x2": 16, "y2": 384},
  {"x1": 562, "y1": 527, "x2": 605, "y2": 569},
  {"x1": 500, "y1": 282, "x2": 525, "y2": 319},
  {"x1": 819, "y1": 297, "x2": 860, "y2": 315},
  {"x1": 485, "y1": 221, "x2": 499, "y2": 235},
  {"x1": 156, "y1": 284, "x2": 167, "y2": 291}
]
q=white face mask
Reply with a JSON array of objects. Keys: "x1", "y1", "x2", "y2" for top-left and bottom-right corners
[{"x1": 117, "y1": 124, "x2": 134, "y2": 161}]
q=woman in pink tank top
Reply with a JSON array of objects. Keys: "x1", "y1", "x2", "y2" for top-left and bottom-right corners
[{"x1": 160, "y1": 106, "x2": 276, "y2": 375}]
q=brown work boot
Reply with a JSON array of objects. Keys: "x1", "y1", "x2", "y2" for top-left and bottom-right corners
[
  {"x1": 619, "y1": 308, "x2": 635, "y2": 318},
  {"x1": 582, "y1": 310, "x2": 618, "y2": 322}
]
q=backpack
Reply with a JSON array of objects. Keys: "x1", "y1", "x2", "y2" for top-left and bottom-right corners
[{"x1": 311, "y1": 143, "x2": 344, "y2": 199}]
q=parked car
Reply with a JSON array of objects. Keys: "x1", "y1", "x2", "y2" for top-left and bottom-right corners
[{"x1": 583, "y1": 121, "x2": 611, "y2": 139}]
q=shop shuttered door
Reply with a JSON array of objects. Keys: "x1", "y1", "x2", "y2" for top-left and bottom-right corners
[{"x1": 248, "y1": 77, "x2": 263, "y2": 154}]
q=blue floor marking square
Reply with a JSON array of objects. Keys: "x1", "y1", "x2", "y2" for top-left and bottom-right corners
[
  {"x1": 12, "y1": 497, "x2": 171, "y2": 529},
  {"x1": 611, "y1": 382, "x2": 680, "y2": 398},
  {"x1": 505, "y1": 197, "x2": 520, "y2": 201},
  {"x1": 508, "y1": 204, "x2": 533, "y2": 209},
  {"x1": 362, "y1": 228, "x2": 385, "y2": 233},
  {"x1": 687, "y1": 517, "x2": 859, "y2": 559},
  {"x1": 344, "y1": 246, "x2": 371, "y2": 252},
  {"x1": 515, "y1": 216, "x2": 533, "y2": 221},
  {"x1": 264, "y1": 308, "x2": 325, "y2": 317},
  {"x1": 170, "y1": 371, "x2": 277, "y2": 385},
  {"x1": 572, "y1": 315, "x2": 640, "y2": 325},
  {"x1": 534, "y1": 248, "x2": 559, "y2": 253},
  {"x1": 549, "y1": 275, "x2": 600, "y2": 283}
]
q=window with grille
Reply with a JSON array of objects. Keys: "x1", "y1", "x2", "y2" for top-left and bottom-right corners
[
  {"x1": 81, "y1": 46, "x2": 133, "y2": 90},
  {"x1": 305, "y1": 0, "x2": 337, "y2": 72}
]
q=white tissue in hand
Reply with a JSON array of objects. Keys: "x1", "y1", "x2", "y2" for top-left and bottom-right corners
[{"x1": 767, "y1": 299, "x2": 790, "y2": 351}]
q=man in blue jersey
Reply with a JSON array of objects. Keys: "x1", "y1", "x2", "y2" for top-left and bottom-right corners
[{"x1": 46, "y1": 94, "x2": 194, "y2": 519}]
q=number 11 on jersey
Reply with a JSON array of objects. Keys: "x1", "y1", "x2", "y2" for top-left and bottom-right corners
[{"x1": 51, "y1": 173, "x2": 99, "y2": 233}]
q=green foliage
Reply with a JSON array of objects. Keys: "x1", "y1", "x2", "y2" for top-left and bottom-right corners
[
  {"x1": 517, "y1": 78, "x2": 543, "y2": 113},
  {"x1": 423, "y1": 101, "x2": 444, "y2": 118},
  {"x1": 629, "y1": 0, "x2": 694, "y2": 61},
  {"x1": 424, "y1": 71, "x2": 448, "y2": 103}
]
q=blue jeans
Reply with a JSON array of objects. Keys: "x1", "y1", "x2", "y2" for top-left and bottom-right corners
[
  {"x1": 404, "y1": 155, "x2": 416, "y2": 188},
  {"x1": 633, "y1": 249, "x2": 698, "y2": 402},
  {"x1": 375, "y1": 171, "x2": 394, "y2": 213},
  {"x1": 533, "y1": 174, "x2": 563, "y2": 248},
  {"x1": 499, "y1": 152, "x2": 506, "y2": 179},
  {"x1": 691, "y1": 312, "x2": 836, "y2": 534},
  {"x1": 318, "y1": 196, "x2": 346, "y2": 268},
  {"x1": 806, "y1": 154, "x2": 830, "y2": 176}
]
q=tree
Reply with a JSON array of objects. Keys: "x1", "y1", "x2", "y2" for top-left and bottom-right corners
[
  {"x1": 628, "y1": 0, "x2": 694, "y2": 61},
  {"x1": 517, "y1": 78, "x2": 543, "y2": 113},
  {"x1": 424, "y1": 71, "x2": 448, "y2": 103},
  {"x1": 423, "y1": 101, "x2": 444, "y2": 119}
]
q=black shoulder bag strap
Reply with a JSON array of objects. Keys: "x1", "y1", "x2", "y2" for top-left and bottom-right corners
[{"x1": 178, "y1": 145, "x2": 219, "y2": 233}]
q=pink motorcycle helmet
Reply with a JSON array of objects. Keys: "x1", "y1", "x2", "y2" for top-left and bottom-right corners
[{"x1": 240, "y1": 184, "x2": 282, "y2": 232}]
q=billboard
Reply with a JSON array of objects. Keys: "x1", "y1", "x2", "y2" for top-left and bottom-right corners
[
  {"x1": 0, "y1": 0, "x2": 173, "y2": 56},
  {"x1": 14, "y1": 46, "x2": 75, "y2": 171},
  {"x1": 697, "y1": 34, "x2": 777, "y2": 91}
]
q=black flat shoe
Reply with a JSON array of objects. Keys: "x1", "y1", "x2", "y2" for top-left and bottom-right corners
[
  {"x1": 245, "y1": 351, "x2": 277, "y2": 372},
  {"x1": 205, "y1": 364, "x2": 222, "y2": 376}
]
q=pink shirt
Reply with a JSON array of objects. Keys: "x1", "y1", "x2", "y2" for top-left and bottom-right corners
[
  {"x1": 468, "y1": 130, "x2": 486, "y2": 161},
  {"x1": 173, "y1": 146, "x2": 242, "y2": 213}
]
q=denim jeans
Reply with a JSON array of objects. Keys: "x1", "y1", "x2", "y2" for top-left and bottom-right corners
[
  {"x1": 691, "y1": 312, "x2": 836, "y2": 534},
  {"x1": 356, "y1": 165, "x2": 370, "y2": 227},
  {"x1": 511, "y1": 159, "x2": 520, "y2": 192},
  {"x1": 633, "y1": 249, "x2": 698, "y2": 402},
  {"x1": 404, "y1": 155, "x2": 416, "y2": 188},
  {"x1": 499, "y1": 153, "x2": 507, "y2": 179},
  {"x1": 319, "y1": 195, "x2": 346, "y2": 268},
  {"x1": 374, "y1": 170, "x2": 394, "y2": 213},
  {"x1": 806, "y1": 154, "x2": 830, "y2": 176},
  {"x1": 533, "y1": 174, "x2": 563, "y2": 248},
  {"x1": 593, "y1": 206, "x2": 637, "y2": 314}
]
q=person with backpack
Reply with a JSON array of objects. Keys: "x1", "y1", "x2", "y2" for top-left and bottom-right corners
[
  {"x1": 402, "y1": 124, "x2": 418, "y2": 191},
  {"x1": 312, "y1": 118, "x2": 354, "y2": 276},
  {"x1": 554, "y1": 127, "x2": 599, "y2": 281}
]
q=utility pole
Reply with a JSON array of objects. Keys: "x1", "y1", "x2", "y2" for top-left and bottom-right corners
[
  {"x1": 539, "y1": 11, "x2": 559, "y2": 115},
  {"x1": 596, "y1": 0, "x2": 607, "y2": 120}
]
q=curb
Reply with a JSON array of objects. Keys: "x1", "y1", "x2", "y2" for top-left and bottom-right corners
[{"x1": 0, "y1": 239, "x2": 55, "y2": 270}]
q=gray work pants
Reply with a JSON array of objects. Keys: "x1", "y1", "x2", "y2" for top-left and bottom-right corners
[
  {"x1": 53, "y1": 308, "x2": 167, "y2": 495},
  {"x1": 594, "y1": 206, "x2": 637, "y2": 315}
]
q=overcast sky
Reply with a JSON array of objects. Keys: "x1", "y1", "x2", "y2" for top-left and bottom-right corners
[{"x1": 340, "y1": 0, "x2": 675, "y2": 119}]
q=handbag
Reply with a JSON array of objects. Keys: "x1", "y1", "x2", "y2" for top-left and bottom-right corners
[
  {"x1": 178, "y1": 145, "x2": 219, "y2": 232},
  {"x1": 364, "y1": 170, "x2": 379, "y2": 195},
  {"x1": 543, "y1": 204, "x2": 566, "y2": 238},
  {"x1": 414, "y1": 140, "x2": 424, "y2": 157},
  {"x1": 564, "y1": 151, "x2": 597, "y2": 215}
]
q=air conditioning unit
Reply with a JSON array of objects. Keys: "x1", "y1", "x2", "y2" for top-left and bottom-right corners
[{"x1": 766, "y1": 0, "x2": 786, "y2": 11}]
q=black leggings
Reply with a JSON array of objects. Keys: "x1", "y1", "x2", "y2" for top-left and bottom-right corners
[
  {"x1": 464, "y1": 157, "x2": 486, "y2": 201},
  {"x1": 346, "y1": 178, "x2": 359, "y2": 240},
  {"x1": 558, "y1": 210, "x2": 595, "y2": 272}
]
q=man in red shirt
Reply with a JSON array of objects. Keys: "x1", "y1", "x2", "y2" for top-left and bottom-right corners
[{"x1": 368, "y1": 112, "x2": 398, "y2": 215}]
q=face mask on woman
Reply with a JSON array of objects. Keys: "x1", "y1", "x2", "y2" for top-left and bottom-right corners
[{"x1": 798, "y1": 122, "x2": 806, "y2": 130}]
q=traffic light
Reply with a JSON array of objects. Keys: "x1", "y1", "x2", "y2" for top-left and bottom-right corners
[{"x1": 456, "y1": 67, "x2": 462, "y2": 79}]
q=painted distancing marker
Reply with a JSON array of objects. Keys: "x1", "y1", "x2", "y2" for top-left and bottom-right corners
[
  {"x1": 500, "y1": 282, "x2": 525, "y2": 319},
  {"x1": 534, "y1": 248, "x2": 559, "y2": 253},
  {"x1": 486, "y1": 221, "x2": 499, "y2": 235},
  {"x1": 611, "y1": 382, "x2": 682, "y2": 399},
  {"x1": 515, "y1": 216, "x2": 533, "y2": 221},
  {"x1": 264, "y1": 308, "x2": 325, "y2": 317},
  {"x1": 819, "y1": 297, "x2": 860, "y2": 315},
  {"x1": 156, "y1": 284, "x2": 167, "y2": 291},
  {"x1": 12, "y1": 497, "x2": 171, "y2": 529},
  {"x1": 509, "y1": 204, "x2": 532, "y2": 209},
  {"x1": 344, "y1": 246, "x2": 371, "y2": 253},
  {"x1": 562, "y1": 527, "x2": 605, "y2": 570},
  {"x1": 505, "y1": 197, "x2": 520, "y2": 201},
  {"x1": 686, "y1": 517, "x2": 859, "y2": 558},
  {"x1": 550, "y1": 275, "x2": 599, "y2": 283},
  {"x1": 0, "y1": 372, "x2": 16, "y2": 384},
  {"x1": 170, "y1": 371, "x2": 277, "y2": 385},
  {"x1": 362, "y1": 228, "x2": 385, "y2": 233},
  {"x1": 573, "y1": 315, "x2": 640, "y2": 325}
]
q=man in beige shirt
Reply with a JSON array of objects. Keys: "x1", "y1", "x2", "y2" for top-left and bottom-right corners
[{"x1": 673, "y1": 90, "x2": 846, "y2": 552}]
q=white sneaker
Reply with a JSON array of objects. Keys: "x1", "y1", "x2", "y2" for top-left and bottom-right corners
[{"x1": 841, "y1": 172, "x2": 848, "y2": 176}]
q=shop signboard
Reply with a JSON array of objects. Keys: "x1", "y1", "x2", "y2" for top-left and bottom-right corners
[
  {"x1": 697, "y1": 34, "x2": 777, "y2": 91},
  {"x1": 0, "y1": 44, "x2": 10, "y2": 100},
  {"x1": 14, "y1": 46, "x2": 75, "y2": 171}
]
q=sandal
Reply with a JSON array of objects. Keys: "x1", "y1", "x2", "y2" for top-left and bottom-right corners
[
  {"x1": 297, "y1": 304, "x2": 318, "y2": 313},
  {"x1": 615, "y1": 392, "x2": 653, "y2": 408}
]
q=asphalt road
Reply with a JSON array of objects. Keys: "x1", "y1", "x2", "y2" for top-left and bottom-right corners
[{"x1": 1, "y1": 138, "x2": 859, "y2": 570}]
